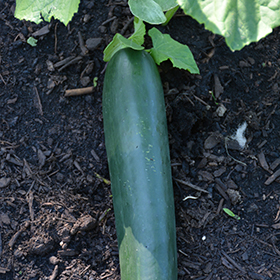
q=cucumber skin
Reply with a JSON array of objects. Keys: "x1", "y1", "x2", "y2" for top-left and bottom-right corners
[{"x1": 103, "y1": 48, "x2": 177, "y2": 280}]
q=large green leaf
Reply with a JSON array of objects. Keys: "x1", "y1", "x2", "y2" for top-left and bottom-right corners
[
  {"x1": 148, "y1": 28, "x2": 199, "y2": 73},
  {"x1": 128, "y1": 0, "x2": 177, "y2": 24},
  {"x1": 103, "y1": 18, "x2": 146, "y2": 62},
  {"x1": 154, "y1": 0, "x2": 178, "y2": 11},
  {"x1": 103, "y1": 34, "x2": 144, "y2": 62},
  {"x1": 177, "y1": 0, "x2": 280, "y2": 51},
  {"x1": 129, "y1": 17, "x2": 146, "y2": 45},
  {"x1": 15, "y1": 0, "x2": 80, "y2": 25}
]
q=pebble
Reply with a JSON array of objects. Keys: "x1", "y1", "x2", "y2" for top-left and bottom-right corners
[
  {"x1": 0, "y1": 177, "x2": 11, "y2": 188},
  {"x1": 86, "y1": 38, "x2": 103, "y2": 51}
]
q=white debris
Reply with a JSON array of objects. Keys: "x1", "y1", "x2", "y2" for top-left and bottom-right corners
[
  {"x1": 216, "y1": 104, "x2": 227, "y2": 117},
  {"x1": 231, "y1": 122, "x2": 247, "y2": 149}
]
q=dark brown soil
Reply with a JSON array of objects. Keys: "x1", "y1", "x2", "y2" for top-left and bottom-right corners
[{"x1": 1, "y1": 1, "x2": 280, "y2": 279}]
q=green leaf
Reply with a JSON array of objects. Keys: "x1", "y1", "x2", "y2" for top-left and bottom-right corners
[
  {"x1": 128, "y1": 0, "x2": 166, "y2": 24},
  {"x1": 154, "y1": 0, "x2": 178, "y2": 11},
  {"x1": 27, "y1": 37, "x2": 38, "y2": 46},
  {"x1": 103, "y1": 18, "x2": 145, "y2": 62},
  {"x1": 148, "y1": 28, "x2": 199, "y2": 73},
  {"x1": 223, "y1": 208, "x2": 240, "y2": 220},
  {"x1": 93, "y1": 77, "x2": 98, "y2": 87},
  {"x1": 15, "y1": 0, "x2": 80, "y2": 25},
  {"x1": 177, "y1": 0, "x2": 280, "y2": 51},
  {"x1": 128, "y1": 17, "x2": 146, "y2": 45},
  {"x1": 103, "y1": 34, "x2": 144, "y2": 62}
]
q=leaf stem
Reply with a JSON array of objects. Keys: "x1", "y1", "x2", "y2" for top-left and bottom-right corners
[{"x1": 162, "y1": 5, "x2": 179, "y2": 26}]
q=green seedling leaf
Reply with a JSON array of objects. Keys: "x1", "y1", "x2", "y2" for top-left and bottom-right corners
[
  {"x1": 103, "y1": 18, "x2": 145, "y2": 62},
  {"x1": 148, "y1": 28, "x2": 199, "y2": 73},
  {"x1": 177, "y1": 0, "x2": 280, "y2": 51},
  {"x1": 128, "y1": 0, "x2": 166, "y2": 24},
  {"x1": 94, "y1": 172, "x2": 111, "y2": 185},
  {"x1": 128, "y1": 0, "x2": 177, "y2": 24},
  {"x1": 99, "y1": 208, "x2": 111, "y2": 222},
  {"x1": 93, "y1": 77, "x2": 98, "y2": 87},
  {"x1": 15, "y1": 0, "x2": 80, "y2": 25},
  {"x1": 155, "y1": 0, "x2": 178, "y2": 11},
  {"x1": 27, "y1": 37, "x2": 38, "y2": 47},
  {"x1": 223, "y1": 208, "x2": 240, "y2": 220},
  {"x1": 209, "y1": 91, "x2": 218, "y2": 105},
  {"x1": 129, "y1": 17, "x2": 146, "y2": 46}
]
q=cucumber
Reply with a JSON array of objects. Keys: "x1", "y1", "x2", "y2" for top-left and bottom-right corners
[{"x1": 103, "y1": 48, "x2": 177, "y2": 280}]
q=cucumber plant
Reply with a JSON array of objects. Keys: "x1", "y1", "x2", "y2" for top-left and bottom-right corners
[{"x1": 14, "y1": 0, "x2": 280, "y2": 279}]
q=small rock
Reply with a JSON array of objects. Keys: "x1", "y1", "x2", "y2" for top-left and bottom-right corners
[
  {"x1": 14, "y1": 249, "x2": 24, "y2": 258},
  {"x1": 98, "y1": 26, "x2": 107, "y2": 33},
  {"x1": 226, "y1": 189, "x2": 241, "y2": 205},
  {"x1": 86, "y1": 38, "x2": 103, "y2": 51},
  {"x1": 46, "y1": 60, "x2": 55, "y2": 72},
  {"x1": 80, "y1": 76, "x2": 91, "y2": 87},
  {"x1": 70, "y1": 215, "x2": 97, "y2": 235},
  {"x1": 242, "y1": 251, "x2": 249, "y2": 261},
  {"x1": 216, "y1": 104, "x2": 227, "y2": 117},
  {"x1": 247, "y1": 203, "x2": 258, "y2": 213},
  {"x1": 239, "y1": 60, "x2": 250, "y2": 67},
  {"x1": 56, "y1": 173, "x2": 64, "y2": 182},
  {"x1": 83, "y1": 14, "x2": 91, "y2": 23},
  {"x1": 0, "y1": 177, "x2": 11, "y2": 188},
  {"x1": 247, "y1": 57, "x2": 255, "y2": 65},
  {"x1": 49, "y1": 256, "x2": 60, "y2": 265},
  {"x1": 47, "y1": 79, "x2": 55, "y2": 89},
  {"x1": 110, "y1": 18, "x2": 119, "y2": 34},
  {"x1": 1, "y1": 213, "x2": 11, "y2": 225}
]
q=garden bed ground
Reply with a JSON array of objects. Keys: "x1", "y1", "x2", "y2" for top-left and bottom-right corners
[{"x1": 1, "y1": 0, "x2": 280, "y2": 279}]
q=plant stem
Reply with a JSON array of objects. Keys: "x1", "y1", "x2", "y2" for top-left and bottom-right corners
[{"x1": 162, "y1": 5, "x2": 179, "y2": 26}]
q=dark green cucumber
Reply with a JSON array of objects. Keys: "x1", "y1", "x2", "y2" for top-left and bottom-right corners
[{"x1": 103, "y1": 48, "x2": 177, "y2": 280}]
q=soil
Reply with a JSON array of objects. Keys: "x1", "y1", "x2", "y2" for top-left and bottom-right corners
[{"x1": 1, "y1": 1, "x2": 280, "y2": 279}]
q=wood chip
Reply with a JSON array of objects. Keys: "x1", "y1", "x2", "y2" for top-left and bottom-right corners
[
  {"x1": 38, "y1": 149, "x2": 46, "y2": 168},
  {"x1": 9, "y1": 221, "x2": 30, "y2": 249},
  {"x1": 91, "y1": 149, "x2": 100, "y2": 162},
  {"x1": 270, "y1": 158, "x2": 280, "y2": 171},
  {"x1": 215, "y1": 179, "x2": 229, "y2": 201},
  {"x1": 264, "y1": 168, "x2": 280, "y2": 185},
  {"x1": 33, "y1": 87, "x2": 43, "y2": 115},
  {"x1": 213, "y1": 166, "x2": 227, "y2": 177},
  {"x1": 49, "y1": 265, "x2": 59, "y2": 280},
  {"x1": 257, "y1": 152, "x2": 269, "y2": 170},
  {"x1": 57, "y1": 249, "x2": 78, "y2": 256},
  {"x1": 198, "y1": 170, "x2": 214, "y2": 182},
  {"x1": 214, "y1": 74, "x2": 224, "y2": 99},
  {"x1": 221, "y1": 251, "x2": 246, "y2": 273},
  {"x1": 226, "y1": 179, "x2": 238, "y2": 190},
  {"x1": 174, "y1": 178, "x2": 209, "y2": 194},
  {"x1": 65, "y1": 86, "x2": 94, "y2": 97},
  {"x1": 32, "y1": 24, "x2": 50, "y2": 37},
  {"x1": 271, "y1": 223, "x2": 280, "y2": 229},
  {"x1": 204, "y1": 133, "x2": 223, "y2": 150},
  {"x1": 0, "y1": 267, "x2": 10, "y2": 274}
]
